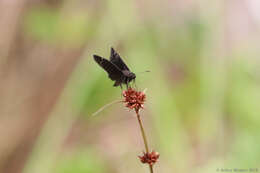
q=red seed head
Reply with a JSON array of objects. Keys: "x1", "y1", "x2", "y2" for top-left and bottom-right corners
[
  {"x1": 122, "y1": 88, "x2": 146, "y2": 113},
  {"x1": 138, "y1": 151, "x2": 160, "y2": 166}
]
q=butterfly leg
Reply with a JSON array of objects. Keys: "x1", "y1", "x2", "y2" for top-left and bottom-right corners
[
  {"x1": 133, "y1": 79, "x2": 138, "y2": 89},
  {"x1": 120, "y1": 84, "x2": 126, "y2": 98}
]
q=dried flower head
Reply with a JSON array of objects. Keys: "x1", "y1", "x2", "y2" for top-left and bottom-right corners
[
  {"x1": 122, "y1": 87, "x2": 146, "y2": 113},
  {"x1": 138, "y1": 151, "x2": 160, "y2": 166}
]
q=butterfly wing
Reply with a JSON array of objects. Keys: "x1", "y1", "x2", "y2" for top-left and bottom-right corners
[
  {"x1": 110, "y1": 47, "x2": 130, "y2": 71},
  {"x1": 93, "y1": 55, "x2": 123, "y2": 81}
]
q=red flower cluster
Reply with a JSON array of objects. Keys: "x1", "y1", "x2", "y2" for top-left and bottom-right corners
[
  {"x1": 122, "y1": 88, "x2": 146, "y2": 113},
  {"x1": 138, "y1": 151, "x2": 160, "y2": 166}
]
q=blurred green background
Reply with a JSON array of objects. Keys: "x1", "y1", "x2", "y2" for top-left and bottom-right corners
[{"x1": 0, "y1": 0, "x2": 260, "y2": 173}]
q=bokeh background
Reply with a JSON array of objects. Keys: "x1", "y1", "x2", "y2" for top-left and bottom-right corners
[{"x1": 1, "y1": 0, "x2": 260, "y2": 173}]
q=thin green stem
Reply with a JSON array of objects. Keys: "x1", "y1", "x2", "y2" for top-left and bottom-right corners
[
  {"x1": 136, "y1": 111, "x2": 154, "y2": 173},
  {"x1": 149, "y1": 165, "x2": 154, "y2": 173}
]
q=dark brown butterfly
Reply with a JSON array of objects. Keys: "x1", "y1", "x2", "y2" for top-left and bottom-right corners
[{"x1": 93, "y1": 47, "x2": 136, "y2": 88}]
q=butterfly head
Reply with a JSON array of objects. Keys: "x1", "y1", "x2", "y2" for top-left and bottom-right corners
[
  {"x1": 129, "y1": 72, "x2": 136, "y2": 80},
  {"x1": 122, "y1": 70, "x2": 136, "y2": 83},
  {"x1": 126, "y1": 72, "x2": 136, "y2": 85}
]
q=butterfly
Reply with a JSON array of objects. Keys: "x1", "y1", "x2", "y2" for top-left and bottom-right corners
[{"x1": 93, "y1": 47, "x2": 136, "y2": 88}]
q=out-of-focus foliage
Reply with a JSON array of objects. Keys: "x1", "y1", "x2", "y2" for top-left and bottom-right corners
[
  {"x1": 53, "y1": 149, "x2": 107, "y2": 173},
  {"x1": 1, "y1": 0, "x2": 260, "y2": 173},
  {"x1": 24, "y1": 6, "x2": 98, "y2": 45}
]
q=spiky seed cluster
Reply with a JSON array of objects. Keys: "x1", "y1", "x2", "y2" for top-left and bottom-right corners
[
  {"x1": 122, "y1": 87, "x2": 146, "y2": 113},
  {"x1": 138, "y1": 151, "x2": 160, "y2": 166}
]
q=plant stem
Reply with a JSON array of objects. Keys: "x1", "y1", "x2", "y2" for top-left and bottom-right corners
[{"x1": 136, "y1": 111, "x2": 154, "y2": 173}]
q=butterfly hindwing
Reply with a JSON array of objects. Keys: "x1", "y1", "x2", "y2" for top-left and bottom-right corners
[
  {"x1": 93, "y1": 55, "x2": 123, "y2": 81},
  {"x1": 110, "y1": 47, "x2": 130, "y2": 71}
]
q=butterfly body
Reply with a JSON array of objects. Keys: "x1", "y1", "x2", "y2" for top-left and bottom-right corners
[{"x1": 93, "y1": 48, "x2": 136, "y2": 88}]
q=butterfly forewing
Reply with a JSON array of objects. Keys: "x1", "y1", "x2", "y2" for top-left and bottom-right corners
[
  {"x1": 93, "y1": 55, "x2": 123, "y2": 81},
  {"x1": 110, "y1": 48, "x2": 130, "y2": 71},
  {"x1": 93, "y1": 48, "x2": 136, "y2": 88}
]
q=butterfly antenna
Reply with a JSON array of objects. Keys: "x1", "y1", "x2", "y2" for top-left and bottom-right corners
[
  {"x1": 136, "y1": 70, "x2": 150, "y2": 74},
  {"x1": 92, "y1": 100, "x2": 122, "y2": 116}
]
